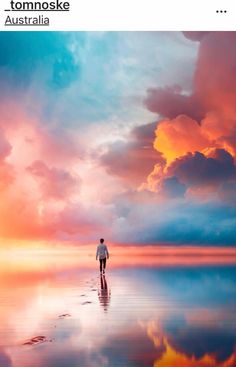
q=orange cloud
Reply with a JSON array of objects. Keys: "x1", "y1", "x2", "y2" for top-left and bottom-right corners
[
  {"x1": 145, "y1": 321, "x2": 236, "y2": 367},
  {"x1": 153, "y1": 340, "x2": 236, "y2": 367},
  {"x1": 154, "y1": 115, "x2": 210, "y2": 164},
  {"x1": 144, "y1": 33, "x2": 236, "y2": 197}
]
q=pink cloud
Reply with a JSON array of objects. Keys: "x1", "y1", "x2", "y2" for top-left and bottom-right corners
[
  {"x1": 0, "y1": 127, "x2": 14, "y2": 191},
  {"x1": 182, "y1": 31, "x2": 210, "y2": 42},
  {"x1": 145, "y1": 86, "x2": 205, "y2": 122},
  {"x1": 27, "y1": 160, "x2": 80, "y2": 200},
  {"x1": 0, "y1": 128, "x2": 12, "y2": 160},
  {"x1": 0, "y1": 101, "x2": 88, "y2": 240},
  {"x1": 100, "y1": 122, "x2": 165, "y2": 187}
]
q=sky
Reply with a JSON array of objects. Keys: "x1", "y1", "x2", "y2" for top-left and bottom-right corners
[{"x1": 0, "y1": 31, "x2": 236, "y2": 246}]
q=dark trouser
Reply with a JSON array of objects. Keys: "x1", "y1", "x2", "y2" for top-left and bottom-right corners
[{"x1": 99, "y1": 258, "x2": 106, "y2": 272}]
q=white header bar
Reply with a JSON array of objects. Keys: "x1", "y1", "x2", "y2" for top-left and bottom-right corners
[{"x1": 0, "y1": 0, "x2": 235, "y2": 31}]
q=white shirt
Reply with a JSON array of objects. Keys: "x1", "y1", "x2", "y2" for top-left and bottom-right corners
[{"x1": 96, "y1": 243, "x2": 109, "y2": 260}]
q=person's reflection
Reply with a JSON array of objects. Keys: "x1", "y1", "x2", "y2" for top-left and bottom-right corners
[{"x1": 98, "y1": 275, "x2": 111, "y2": 312}]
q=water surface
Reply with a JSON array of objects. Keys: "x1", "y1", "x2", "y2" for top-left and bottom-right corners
[{"x1": 0, "y1": 257, "x2": 236, "y2": 367}]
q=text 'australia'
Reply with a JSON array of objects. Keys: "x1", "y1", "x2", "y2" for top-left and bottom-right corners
[{"x1": 5, "y1": 15, "x2": 49, "y2": 25}]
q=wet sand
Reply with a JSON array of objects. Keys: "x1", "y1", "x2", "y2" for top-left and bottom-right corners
[{"x1": 0, "y1": 257, "x2": 236, "y2": 367}]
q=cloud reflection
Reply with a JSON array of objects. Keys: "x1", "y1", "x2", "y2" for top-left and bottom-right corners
[{"x1": 0, "y1": 264, "x2": 236, "y2": 367}]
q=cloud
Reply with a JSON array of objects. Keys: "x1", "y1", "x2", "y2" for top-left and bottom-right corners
[
  {"x1": 142, "y1": 32, "x2": 236, "y2": 211},
  {"x1": 146, "y1": 314, "x2": 236, "y2": 367},
  {"x1": 153, "y1": 115, "x2": 210, "y2": 164},
  {"x1": 0, "y1": 128, "x2": 12, "y2": 160},
  {"x1": 160, "y1": 176, "x2": 186, "y2": 198},
  {"x1": 167, "y1": 149, "x2": 236, "y2": 187},
  {"x1": 100, "y1": 121, "x2": 165, "y2": 187},
  {"x1": 22, "y1": 344, "x2": 108, "y2": 367},
  {"x1": 145, "y1": 32, "x2": 236, "y2": 125},
  {"x1": 111, "y1": 197, "x2": 236, "y2": 245},
  {"x1": 182, "y1": 31, "x2": 211, "y2": 42},
  {"x1": 0, "y1": 193, "x2": 108, "y2": 241},
  {"x1": 27, "y1": 160, "x2": 80, "y2": 200},
  {"x1": 145, "y1": 32, "x2": 236, "y2": 165},
  {"x1": 0, "y1": 128, "x2": 14, "y2": 190},
  {"x1": 195, "y1": 32, "x2": 236, "y2": 116},
  {"x1": 145, "y1": 86, "x2": 205, "y2": 121},
  {"x1": 0, "y1": 351, "x2": 12, "y2": 367},
  {"x1": 101, "y1": 326, "x2": 163, "y2": 367},
  {"x1": 219, "y1": 181, "x2": 236, "y2": 203},
  {"x1": 164, "y1": 316, "x2": 236, "y2": 362},
  {"x1": 54, "y1": 203, "x2": 108, "y2": 238},
  {"x1": 0, "y1": 163, "x2": 14, "y2": 191},
  {"x1": 0, "y1": 101, "x2": 88, "y2": 240}
]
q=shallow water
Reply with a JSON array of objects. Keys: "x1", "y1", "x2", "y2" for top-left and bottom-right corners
[{"x1": 0, "y1": 259, "x2": 236, "y2": 367}]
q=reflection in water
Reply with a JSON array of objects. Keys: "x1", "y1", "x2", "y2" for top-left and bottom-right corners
[
  {"x1": 0, "y1": 257, "x2": 236, "y2": 367},
  {"x1": 98, "y1": 275, "x2": 111, "y2": 312},
  {"x1": 143, "y1": 319, "x2": 236, "y2": 367}
]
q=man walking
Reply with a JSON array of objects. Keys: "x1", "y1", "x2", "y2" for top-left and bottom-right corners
[{"x1": 96, "y1": 238, "x2": 109, "y2": 274}]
